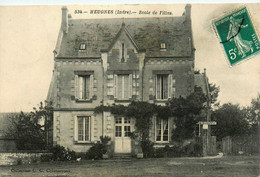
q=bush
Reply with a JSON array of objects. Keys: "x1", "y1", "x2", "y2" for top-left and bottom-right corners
[
  {"x1": 141, "y1": 140, "x2": 154, "y2": 158},
  {"x1": 86, "y1": 136, "x2": 111, "y2": 160},
  {"x1": 185, "y1": 138, "x2": 203, "y2": 157},
  {"x1": 40, "y1": 145, "x2": 77, "y2": 162},
  {"x1": 17, "y1": 158, "x2": 22, "y2": 165},
  {"x1": 153, "y1": 139, "x2": 202, "y2": 158},
  {"x1": 40, "y1": 154, "x2": 53, "y2": 162},
  {"x1": 153, "y1": 145, "x2": 180, "y2": 158}
]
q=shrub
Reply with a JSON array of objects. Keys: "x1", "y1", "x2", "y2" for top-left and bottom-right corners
[
  {"x1": 87, "y1": 142, "x2": 104, "y2": 160},
  {"x1": 86, "y1": 136, "x2": 111, "y2": 160},
  {"x1": 153, "y1": 139, "x2": 202, "y2": 158},
  {"x1": 40, "y1": 145, "x2": 77, "y2": 161},
  {"x1": 141, "y1": 140, "x2": 154, "y2": 158},
  {"x1": 40, "y1": 154, "x2": 53, "y2": 162},
  {"x1": 153, "y1": 147, "x2": 165, "y2": 158},
  {"x1": 185, "y1": 138, "x2": 203, "y2": 157},
  {"x1": 153, "y1": 145, "x2": 180, "y2": 158},
  {"x1": 17, "y1": 158, "x2": 22, "y2": 165}
]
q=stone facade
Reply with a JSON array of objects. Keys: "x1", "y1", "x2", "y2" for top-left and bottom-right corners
[{"x1": 47, "y1": 5, "x2": 196, "y2": 154}]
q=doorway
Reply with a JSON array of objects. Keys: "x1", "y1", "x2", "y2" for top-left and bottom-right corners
[{"x1": 114, "y1": 117, "x2": 131, "y2": 153}]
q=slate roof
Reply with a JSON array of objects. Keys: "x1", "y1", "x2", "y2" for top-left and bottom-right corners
[{"x1": 57, "y1": 17, "x2": 193, "y2": 58}]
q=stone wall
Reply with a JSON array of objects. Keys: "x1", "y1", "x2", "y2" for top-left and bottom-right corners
[
  {"x1": 0, "y1": 139, "x2": 16, "y2": 152},
  {"x1": 0, "y1": 153, "x2": 51, "y2": 166}
]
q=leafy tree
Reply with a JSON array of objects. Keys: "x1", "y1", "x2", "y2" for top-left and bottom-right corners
[
  {"x1": 194, "y1": 69, "x2": 220, "y2": 109},
  {"x1": 208, "y1": 83, "x2": 220, "y2": 109},
  {"x1": 245, "y1": 93, "x2": 260, "y2": 135},
  {"x1": 5, "y1": 102, "x2": 53, "y2": 150},
  {"x1": 169, "y1": 86, "x2": 207, "y2": 142},
  {"x1": 211, "y1": 103, "x2": 250, "y2": 141}
]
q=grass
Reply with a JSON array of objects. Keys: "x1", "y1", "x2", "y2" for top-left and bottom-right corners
[{"x1": 0, "y1": 155, "x2": 259, "y2": 177}]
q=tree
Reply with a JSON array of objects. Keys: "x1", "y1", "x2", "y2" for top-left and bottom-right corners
[
  {"x1": 169, "y1": 86, "x2": 207, "y2": 142},
  {"x1": 5, "y1": 102, "x2": 53, "y2": 150},
  {"x1": 211, "y1": 103, "x2": 250, "y2": 141},
  {"x1": 208, "y1": 83, "x2": 220, "y2": 109},
  {"x1": 245, "y1": 93, "x2": 260, "y2": 135}
]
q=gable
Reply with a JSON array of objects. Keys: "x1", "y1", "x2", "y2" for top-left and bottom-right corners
[
  {"x1": 107, "y1": 28, "x2": 140, "y2": 71},
  {"x1": 108, "y1": 23, "x2": 139, "y2": 53},
  {"x1": 107, "y1": 25, "x2": 139, "y2": 64}
]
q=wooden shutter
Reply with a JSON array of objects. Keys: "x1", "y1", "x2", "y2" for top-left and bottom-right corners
[
  {"x1": 75, "y1": 75, "x2": 79, "y2": 99},
  {"x1": 168, "y1": 74, "x2": 173, "y2": 99},
  {"x1": 74, "y1": 116, "x2": 78, "y2": 141},
  {"x1": 90, "y1": 75, "x2": 94, "y2": 99},
  {"x1": 114, "y1": 74, "x2": 118, "y2": 99},
  {"x1": 129, "y1": 74, "x2": 132, "y2": 99}
]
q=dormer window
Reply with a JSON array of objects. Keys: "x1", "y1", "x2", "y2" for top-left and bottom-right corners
[
  {"x1": 79, "y1": 43, "x2": 86, "y2": 50},
  {"x1": 160, "y1": 42, "x2": 166, "y2": 51}
]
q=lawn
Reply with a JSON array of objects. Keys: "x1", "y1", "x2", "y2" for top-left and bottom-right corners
[{"x1": 0, "y1": 155, "x2": 259, "y2": 177}]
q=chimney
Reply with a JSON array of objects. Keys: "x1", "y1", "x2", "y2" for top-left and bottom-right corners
[
  {"x1": 185, "y1": 4, "x2": 191, "y2": 21},
  {"x1": 61, "y1": 6, "x2": 68, "y2": 33}
]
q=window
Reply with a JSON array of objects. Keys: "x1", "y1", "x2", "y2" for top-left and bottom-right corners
[
  {"x1": 160, "y1": 42, "x2": 166, "y2": 51},
  {"x1": 75, "y1": 74, "x2": 93, "y2": 100},
  {"x1": 156, "y1": 74, "x2": 169, "y2": 100},
  {"x1": 114, "y1": 74, "x2": 132, "y2": 100},
  {"x1": 79, "y1": 43, "x2": 86, "y2": 50},
  {"x1": 115, "y1": 117, "x2": 131, "y2": 137},
  {"x1": 121, "y1": 43, "x2": 125, "y2": 62},
  {"x1": 156, "y1": 118, "x2": 169, "y2": 142},
  {"x1": 115, "y1": 126, "x2": 122, "y2": 137},
  {"x1": 75, "y1": 116, "x2": 90, "y2": 142}
]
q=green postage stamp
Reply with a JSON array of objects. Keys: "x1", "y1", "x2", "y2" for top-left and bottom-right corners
[{"x1": 213, "y1": 7, "x2": 260, "y2": 66}]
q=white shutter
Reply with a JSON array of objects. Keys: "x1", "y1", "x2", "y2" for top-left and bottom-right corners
[
  {"x1": 91, "y1": 116, "x2": 94, "y2": 141},
  {"x1": 90, "y1": 75, "x2": 94, "y2": 98},
  {"x1": 155, "y1": 75, "x2": 159, "y2": 99},
  {"x1": 74, "y1": 75, "x2": 79, "y2": 99},
  {"x1": 88, "y1": 117, "x2": 91, "y2": 141},
  {"x1": 74, "y1": 116, "x2": 78, "y2": 141},
  {"x1": 114, "y1": 74, "x2": 118, "y2": 99},
  {"x1": 129, "y1": 74, "x2": 132, "y2": 99},
  {"x1": 79, "y1": 76, "x2": 83, "y2": 99},
  {"x1": 168, "y1": 74, "x2": 172, "y2": 99}
]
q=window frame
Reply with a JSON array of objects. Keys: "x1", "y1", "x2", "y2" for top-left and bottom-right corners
[
  {"x1": 160, "y1": 42, "x2": 166, "y2": 51},
  {"x1": 78, "y1": 75, "x2": 91, "y2": 100},
  {"x1": 74, "y1": 116, "x2": 91, "y2": 143},
  {"x1": 156, "y1": 74, "x2": 169, "y2": 100},
  {"x1": 115, "y1": 117, "x2": 131, "y2": 138},
  {"x1": 74, "y1": 72, "x2": 94, "y2": 101},
  {"x1": 114, "y1": 74, "x2": 132, "y2": 100},
  {"x1": 79, "y1": 43, "x2": 86, "y2": 51},
  {"x1": 155, "y1": 117, "x2": 169, "y2": 143}
]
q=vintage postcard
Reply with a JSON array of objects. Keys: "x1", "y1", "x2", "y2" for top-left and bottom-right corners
[{"x1": 0, "y1": 3, "x2": 259, "y2": 177}]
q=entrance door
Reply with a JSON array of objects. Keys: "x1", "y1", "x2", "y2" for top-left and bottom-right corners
[{"x1": 114, "y1": 117, "x2": 131, "y2": 153}]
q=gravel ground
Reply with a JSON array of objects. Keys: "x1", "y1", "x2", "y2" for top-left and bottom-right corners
[{"x1": 0, "y1": 155, "x2": 259, "y2": 177}]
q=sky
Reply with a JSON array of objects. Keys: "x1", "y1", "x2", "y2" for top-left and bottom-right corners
[{"x1": 0, "y1": 4, "x2": 259, "y2": 112}]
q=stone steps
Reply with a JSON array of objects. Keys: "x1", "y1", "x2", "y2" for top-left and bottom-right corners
[{"x1": 113, "y1": 153, "x2": 132, "y2": 159}]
